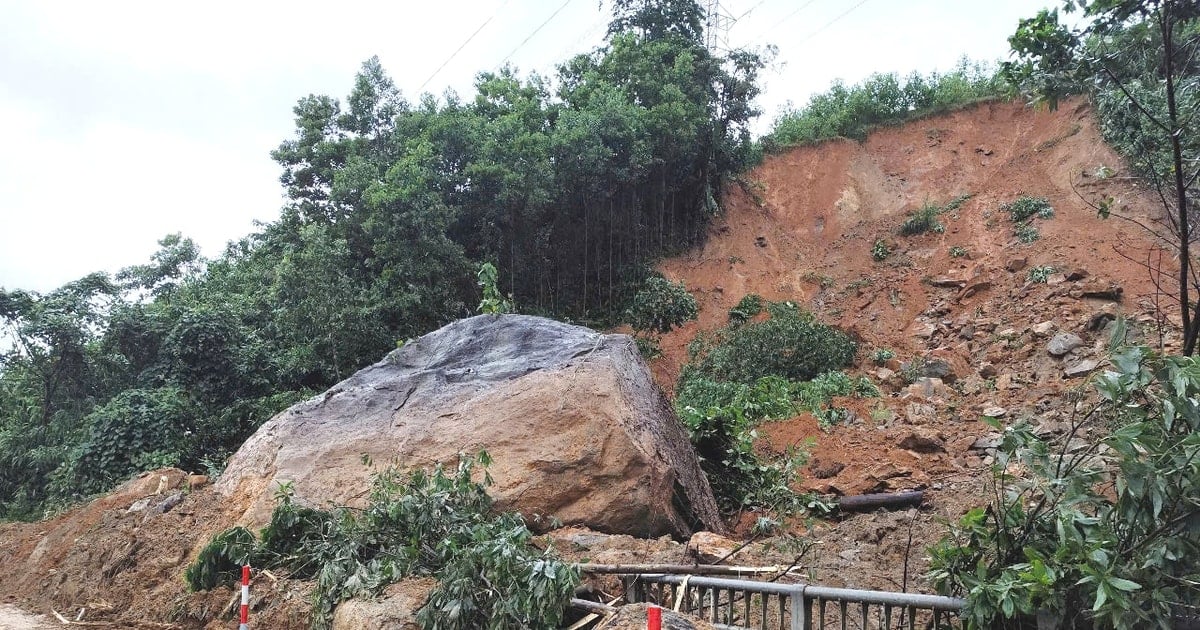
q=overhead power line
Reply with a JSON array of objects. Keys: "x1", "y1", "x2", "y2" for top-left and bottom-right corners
[
  {"x1": 501, "y1": 0, "x2": 574, "y2": 66},
  {"x1": 419, "y1": 0, "x2": 511, "y2": 93},
  {"x1": 754, "y1": 0, "x2": 818, "y2": 40},
  {"x1": 794, "y1": 0, "x2": 871, "y2": 47}
]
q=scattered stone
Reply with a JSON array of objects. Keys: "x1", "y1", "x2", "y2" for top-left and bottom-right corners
[
  {"x1": 876, "y1": 367, "x2": 896, "y2": 381},
  {"x1": 1072, "y1": 281, "x2": 1123, "y2": 301},
  {"x1": 996, "y1": 373, "x2": 1014, "y2": 390},
  {"x1": 997, "y1": 327, "x2": 1018, "y2": 337},
  {"x1": 755, "y1": 236, "x2": 767, "y2": 248},
  {"x1": 1064, "y1": 359, "x2": 1100, "y2": 378},
  {"x1": 1065, "y1": 268, "x2": 1089, "y2": 281},
  {"x1": 929, "y1": 276, "x2": 966, "y2": 288},
  {"x1": 1046, "y1": 273, "x2": 1068, "y2": 285},
  {"x1": 958, "y1": 323, "x2": 976, "y2": 339},
  {"x1": 331, "y1": 578, "x2": 436, "y2": 630},
  {"x1": 1047, "y1": 332, "x2": 1084, "y2": 356},
  {"x1": 1031, "y1": 321, "x2": 1054, "y2": 336},
  {"x1": 905, "y1": 402, "x2": 937, "y2": 424},
  {"x1": 904, "y1": 378, "x2": 951, "y2": 401},
  {"x1": 920, "y1": 358, "x2": 956, "y2": 382},
  {"x1": 687, "y1": 531, "x2": 741, "y2": 564},
  {"x1": 957, "y1": 280, "x2": 993, "y2": 301},
  {"x1": 981, "y1": 406, "x2": 1007, "y2": 418},
  {"x1": 898, "y1": 429, "x2": 946, "y2": 453},
  {"x1": 978, "y1": 363, "x2": 997, "y2": 378},
  {"x1": 1033, "y1": 420, "x2": 1067, "y2": 436},
  {"x1": 971, "y1": 433, "x2": 1004, "y2": 450},
  {"x1": 1065, "y1": 438, "x2": 1091, "y2": 453},
  {"x1": 1088, "y1": 311, "x2": 1116, "y2": 331},
  {"x1": 809, "y1": 458, "x2": 846, "y2": 479},
  {"x1": 1005, "y1": 257, "x2": 1028, "y2": 272},
  {"x1": 910, "y1": 320, "x2": 937, "y2": 339}
]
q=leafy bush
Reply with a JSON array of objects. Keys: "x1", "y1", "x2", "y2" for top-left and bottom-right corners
[
  {"x1": 675, "y1": 370, "x2": 876, "y2": 511},
  {"x1": 686, "y1": 304, "x2": 857, "y2": 385},
  {"x1": 728, "y1": 293, "x2": 764, "y2": 324},
  {"x1": 476, "y1": 262, "x2": 513, "y2": 315},
  {"x1": 625, "y1": 276, "x2": 698, "y2": 335},
  {"x1": 764, "y1": 60, "x2": 1006, "y2": 150},
  {"x1": 929, "y1": 332, "x2": 1200, "y2": 628},
  {"x1": 871, "y1": 239, "x2": 891, "y2": 261},
  {"x1": 871, "y1": 348, "x2": 895, "y2": 365},
  {"x1": 56, "y1": 387, "x2": 197, "y2": 497},
  {"x1": 1014, "y1": 222, "x2": 1041, "y2": 244},
  {"x1": 1003, "y1": 196, "x2": 1054, "y2": 223},
  {"x1": 900, "y1": 202, "x2": 945, "y2": 236},
  {"x1": 1028, "y1": 265, "x2": 1055, "y2": 283},
  {"x1": 675, "y1": 304, "x2": 865, "y2": 512},
  {"x1": 185, "y1": 455, "x2": 579, "y2": 630},
  {"x1": 949, "y1": 246, "x2": 968, "y2": 258}
]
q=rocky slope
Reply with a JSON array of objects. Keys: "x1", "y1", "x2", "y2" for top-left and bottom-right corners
[{"x1": 649, "y1": 97, "x2": 1166, "y2": 579}]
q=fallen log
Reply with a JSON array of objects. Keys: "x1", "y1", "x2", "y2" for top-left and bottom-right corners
[
  {"x1": 577, "y1": 563, "x2": 781, "y2": 576},
  {"x1": 836, "y1": 490, "x2": 924, "y2": 512}
]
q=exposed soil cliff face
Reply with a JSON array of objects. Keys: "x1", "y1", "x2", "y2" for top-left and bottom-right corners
[{"x1": 653, "y1": 97, "x2": 1166, "y2": 537}]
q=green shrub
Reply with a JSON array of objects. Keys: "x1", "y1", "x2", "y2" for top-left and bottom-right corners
[
  {"x1": 476, "y1": 262, "x2": 513, "y2": 315},
  {"x1": 57, "y1": 387, "x2": 198, "y2": 497},
  {"x1": 687, "y1": 304, "x2": 857, "y2": 385},
  {"x1": 185, "y1": 526, "x2": 260, "y2": 591},
  {"x1": 1027, "y1": 265, "x2": 1055, "y2": 283},
  {"x1": 763, "y1": 60, "x2": 1005, "y2": 150},
  {"x1": 1002, "y1": 196, "x2": 1053, "y2": 223},
  {"x1": 728, "y1": 294, "x2": 764, "y2": 324},
  {"x1": 871, "y1": 348, "x2": 895, "y2": 365},
  {"x1": 625, "y1": 276, "x2": 698, "y2": 335},
  {"x1": 929, "y1": 335, "x2": 1200, "y2": 628},
  {"x1": 1014, "y1": 222, "x2": 1040, "y2": 243},
  {"x1": 900, "y1": 202, "x2": 945, "y2": 236},
  {"x1": 949, "y1": 246, "x2": 968, "y2": 258},
  {"x1": 185, "y1": 455, "x2": 579, "y2": 630},
  {"x1": 871, "y1": 239, "x2": 891, "y2": 261}
]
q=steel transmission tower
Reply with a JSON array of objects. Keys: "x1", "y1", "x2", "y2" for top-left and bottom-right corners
[{"x1": 704, "y1": 0, "x2": 734, "y2": 52}]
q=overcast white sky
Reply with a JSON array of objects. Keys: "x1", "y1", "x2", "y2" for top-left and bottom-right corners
[{"x1": 0, "y1": 0, "x2": 1057, "y2": 293}]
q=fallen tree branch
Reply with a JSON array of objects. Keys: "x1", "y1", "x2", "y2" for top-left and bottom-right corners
[
  {"x1": 836, "y1": 490, "x2": 924, "y2": 512},
  {"x1": 577, "y1": 563, "x2": 781, "y2": 575}
]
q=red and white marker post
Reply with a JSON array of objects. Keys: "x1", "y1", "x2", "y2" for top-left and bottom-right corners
[
  {"x1": 238, "y1": 565, "x2": 250, "y2": 630},
  {"x1": 647, "y1": 604, "x2": 661, "y2": 630}
]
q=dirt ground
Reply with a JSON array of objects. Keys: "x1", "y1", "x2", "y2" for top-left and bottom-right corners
[
  {"x1": 0, "y1": 98, "x2": 1171, "y2": 627},
  {"x1": 0, "y1": 605, "x2": 56, "y2": 630}
]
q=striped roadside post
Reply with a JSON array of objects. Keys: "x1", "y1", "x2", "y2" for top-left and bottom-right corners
[
  {"x1": 239, "y1": 565, "x2": 250, "y2": 630},
  {"x1": 647, "y1": 604, "x2": 661, "y2": 630}
]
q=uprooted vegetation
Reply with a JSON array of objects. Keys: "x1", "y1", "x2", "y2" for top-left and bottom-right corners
[
  {"x1": 186, "y1": 454, "x2": 579, "y2": 630},
  {"x1": 672, "y1": 301, "x2": 875, "y2": 514}
]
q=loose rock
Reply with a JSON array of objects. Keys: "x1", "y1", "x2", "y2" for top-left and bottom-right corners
[
  {"x1": 1064, "y1": 359, "x2": 1100, "y2": 378},
  {"x1": 1047, "y1": 332, "x2": 1083, "y2": 356}
]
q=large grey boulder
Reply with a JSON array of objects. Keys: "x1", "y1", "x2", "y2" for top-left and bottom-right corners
[{"x1": 216, "y1": 315, "x2": 723, "y2": 538}]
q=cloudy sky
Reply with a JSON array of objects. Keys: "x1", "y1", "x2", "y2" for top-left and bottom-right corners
[{"x1": 0, "y1": 0, "x2": 1057, "y2": 292}]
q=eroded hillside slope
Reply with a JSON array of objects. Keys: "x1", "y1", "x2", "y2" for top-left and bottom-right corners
[{"x1": 655, "y1": 97, "x2": 1165, "y2": 510}]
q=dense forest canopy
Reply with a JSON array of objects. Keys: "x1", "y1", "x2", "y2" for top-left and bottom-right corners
[{"x1": 0, "y1": 0, "x2": 766, "y2": 519}]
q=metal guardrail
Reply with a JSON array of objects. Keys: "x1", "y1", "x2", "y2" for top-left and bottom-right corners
[{"x1": 619, "y1": 573, "x2": 966, "y2": 630}]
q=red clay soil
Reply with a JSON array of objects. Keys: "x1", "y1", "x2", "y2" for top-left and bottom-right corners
[
  {"x1": 0, "y1": 99, "x2": 1173, "y2": 625},
  {"x1": 650, "y1": 97, "x2": 1169, "y2": 584}
]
